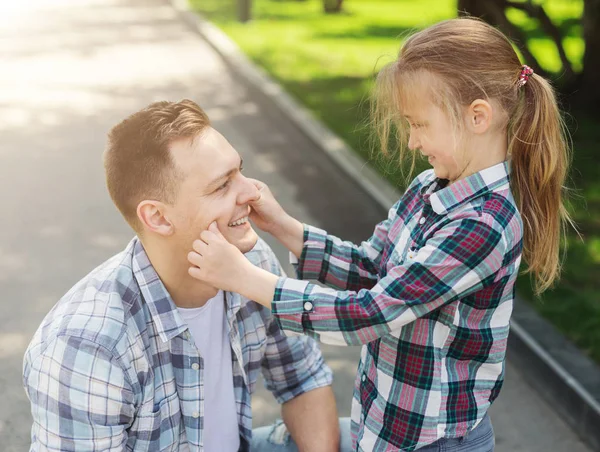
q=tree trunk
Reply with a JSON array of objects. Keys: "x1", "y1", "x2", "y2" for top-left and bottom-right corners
[
  {"x1": 323, "y1": 0, "x2": 343, "y2": 13},
  {"x1": 237, "y1": 0, "x2": 251, "y2": 23},
  {"x1": 580, "y1": 0, "x2": 600, "y2": 111}
]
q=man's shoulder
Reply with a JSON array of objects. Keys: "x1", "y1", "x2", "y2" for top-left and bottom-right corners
[{"x1": 26, "y1": 242, "x2": 142, "y2": 359}]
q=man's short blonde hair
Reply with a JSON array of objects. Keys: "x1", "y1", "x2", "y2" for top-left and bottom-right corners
[{"x1": 104, "y1": 99, "x2": 210, "y2": 231}]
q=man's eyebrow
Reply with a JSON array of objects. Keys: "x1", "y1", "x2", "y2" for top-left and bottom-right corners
[{"x1": 205, "y1": 159, "x2": 244, "y2": 192}]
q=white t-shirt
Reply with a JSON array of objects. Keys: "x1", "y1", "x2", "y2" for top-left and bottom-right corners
[{"x1": 178, "y1": 291, "x2": 240, "y2": 452}]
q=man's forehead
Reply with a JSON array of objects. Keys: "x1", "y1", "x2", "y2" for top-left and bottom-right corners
[
  {"x1": 172, "y1": 127, "x2": 236, "y2": 161},
  {"x1": 171, "y1": 127, "x2": 241, "y2": 187}
]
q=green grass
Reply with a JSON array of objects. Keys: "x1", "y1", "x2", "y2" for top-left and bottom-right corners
[{"x1": 190, "y1": 0, "x2": 600, "y2": 362}]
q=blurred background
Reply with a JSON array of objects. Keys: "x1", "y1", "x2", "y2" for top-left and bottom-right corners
[
  {"x1": 192, "y1": 0, "x2": 600, "y2": 366},
  {"x1": 0, "y1": 0, "x2": 598, "y2": 451}
]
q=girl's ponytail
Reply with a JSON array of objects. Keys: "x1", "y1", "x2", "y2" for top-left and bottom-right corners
[{"x1": 508, "y1": 73, "x2": 573, "y2": 295}]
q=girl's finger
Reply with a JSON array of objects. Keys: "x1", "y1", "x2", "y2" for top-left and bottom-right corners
[
  {"x1": 188, "y1": 266, "x2": 203, "y2": 280},
  {"x1": 208, "y1": 222, "x2": 226, "y2": 239},
  {"x1": 192, "y1": 239, "x2": 207, "y2": 254},
  {"x1": 247, "y1": 178, "x2": 266, "y2": 190},
  {"x1": 199, "y1": 230, "x2": 216, "y2": 244},
  {"x1": 187, "y1": 251, "x2": 202, "y2": 267}
]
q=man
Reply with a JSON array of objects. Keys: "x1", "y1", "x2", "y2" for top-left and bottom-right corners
[{"x1": 23, "y1": 100, "x2": 343, "y2": 451}]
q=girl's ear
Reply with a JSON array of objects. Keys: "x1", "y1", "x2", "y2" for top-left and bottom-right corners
[{"x1": 466, "y1": 99, "x2": 493, "y2": 134}]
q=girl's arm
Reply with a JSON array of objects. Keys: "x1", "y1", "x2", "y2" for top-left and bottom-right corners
[
  {"x1": 291, "y1": 210, "x2": 394, "y2": 292},
  {"x1": 250, "y1": 179, "x2": 398, "y2": 291},
  {"x1": 189, "y1": 217, "x2": 513, "y2": 346},
  {"x1": 271, "y1": 217, "x2": 512, "y2": 346}
]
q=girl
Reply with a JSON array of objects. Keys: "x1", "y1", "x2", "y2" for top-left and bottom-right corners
[{"x1": 187, "y1": 17, "x2": 572, "y2": 451}]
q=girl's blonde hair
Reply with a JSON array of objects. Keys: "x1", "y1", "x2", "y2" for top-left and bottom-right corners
[{"x1": 371, "y1": 17, "x2": 573, "y2": 295}]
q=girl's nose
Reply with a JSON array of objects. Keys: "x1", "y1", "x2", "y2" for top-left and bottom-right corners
[{"x1": 408, "y1": 132, "x2": 420, "y2": 151}]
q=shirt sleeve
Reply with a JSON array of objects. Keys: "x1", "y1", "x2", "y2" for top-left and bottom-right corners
[
  {"x1": 24, "y1": 335, "x2": 135, "y2": 451},
  {"x1": 272, "y1": 217, "x2": 507, "y2": 346},
  {"x1": 260, "y1": 321, "x2": 333, "y2": 404},
  {"x1": 293, "y1": 202, "x2": 400, "y2": 292},
  {"x1": 251, "y1": 239, "x2": 333, "y2": 404}
]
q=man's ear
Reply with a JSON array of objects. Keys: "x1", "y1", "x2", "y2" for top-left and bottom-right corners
[
  {"x1": 136, "y1": 200, "x2": 174, "y2": 237},
  {"x1": 466, "y1": 99, "x2": 493, "y2": 134}
]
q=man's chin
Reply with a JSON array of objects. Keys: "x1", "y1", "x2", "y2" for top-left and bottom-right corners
[{"x1": 229, "y1": 228, "x2": 259, "y2": 254}]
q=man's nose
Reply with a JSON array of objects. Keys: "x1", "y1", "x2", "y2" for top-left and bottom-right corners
[{"x1": 237, "y1": 176, "x2": 260, "y2": 204}]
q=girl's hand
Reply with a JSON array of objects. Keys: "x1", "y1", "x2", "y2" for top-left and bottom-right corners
[
  {"x1": 188, "y1": 222, "x2": 252, "y2": 293},
  {"x1": 188, "y1": 221, "x2": 280, "y2": 307},
  {"x1": 247, "y1": 178, "x2": 289, "y2": 234},
  {"x1": 248, "y1": 179, "x2": 305, "y2": 257}
]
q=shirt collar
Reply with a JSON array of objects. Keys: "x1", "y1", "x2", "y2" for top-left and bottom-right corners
[
  {"x1": 131, "y1": 239, "x2": 188, "y2": 343},
  {"x1": 130, "y1": 238, "x2": 245, "y2": 343},
  {"x1": 424, "y1": 161, "x2": 511, "y2": 215}
]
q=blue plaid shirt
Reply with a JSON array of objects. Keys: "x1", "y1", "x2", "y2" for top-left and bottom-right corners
[{"x1": 23, "y1": 238, "x2": 332, "y2": 451}]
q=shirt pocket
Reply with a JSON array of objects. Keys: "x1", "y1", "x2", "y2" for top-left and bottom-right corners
[{"x1": 132, "y1": 391, "x2": 181, "y2": 451}]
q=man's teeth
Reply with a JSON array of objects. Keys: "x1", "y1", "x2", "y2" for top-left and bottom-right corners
[{"x1": 229, "y1": 216, "x2": 248, "y2": 227}]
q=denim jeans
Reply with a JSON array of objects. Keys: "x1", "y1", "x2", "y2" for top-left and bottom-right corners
[
  {"x1": 251, "y1": 417, "x2": 353, "y2": 451},
  {"x1": 418, "y1": 414, "x2": 495, "y2": 452}
]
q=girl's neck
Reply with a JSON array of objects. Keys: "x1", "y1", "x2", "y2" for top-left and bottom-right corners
[{"x1": 450, "y1": 131, "x2": 508, "y2": 184}]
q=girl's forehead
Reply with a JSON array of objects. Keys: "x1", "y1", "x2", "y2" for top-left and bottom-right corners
[
  {"x1": 396, "y1": 70, "x2": 449, "y2": 112},
  {"x1": 397, "y1": 83, "x2": 437, "y2": 116},
  {"x1": 399, "y1": 99, "x2": 435, "y2": 119}
]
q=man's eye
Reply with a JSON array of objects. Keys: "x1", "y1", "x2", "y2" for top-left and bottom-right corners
[{"x1": 217, "y1": 180, "x2": 231, "y2": 191}]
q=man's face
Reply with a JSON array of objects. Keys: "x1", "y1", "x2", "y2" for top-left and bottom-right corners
[{"x1": 166, "y1": 127, "x2": 260, "y2": 254}]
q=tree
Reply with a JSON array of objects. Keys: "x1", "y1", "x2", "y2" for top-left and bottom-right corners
[
  {"x1": 458, "y1": 0, "x2": 600, "y2": 112},
  {"x1": 581, "y1": 0, "x2": 600, "y2": 110},
  {"x1": 323, "y1": 0, "x2": 344, "y2": 13},
  {"x1": 238, "y1": 0, "x2": 251, "y2": 23}
]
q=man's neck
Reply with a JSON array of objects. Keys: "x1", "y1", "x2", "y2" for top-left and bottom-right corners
[{"x1": 141, "y1": 238, "x2": 219, "y2": 308}]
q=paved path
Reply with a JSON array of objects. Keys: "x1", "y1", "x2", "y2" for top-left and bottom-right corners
[{"x1": 0, "y1": 0, "x2": 591, "y2": 450}]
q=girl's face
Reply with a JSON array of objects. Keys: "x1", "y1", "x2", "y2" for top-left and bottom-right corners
[{"x1": 403, "y1": 100, "x2": 464, "y2": 182}]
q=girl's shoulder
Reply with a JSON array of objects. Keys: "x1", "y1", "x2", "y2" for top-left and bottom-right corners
[
  {"x1": 399, "y1": 169, "x2": 436, "y2": 199},
  {"x1": 414, "y1": 168, "x2": 437, "y2": 186},
  {"x1": 389, "y1": 169, "x2": 437, "y2": 213}
]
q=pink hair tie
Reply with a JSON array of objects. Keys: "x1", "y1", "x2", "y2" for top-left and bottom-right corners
[{"x1": 517, "y1": 65, "x2": 534, "y2": 88}]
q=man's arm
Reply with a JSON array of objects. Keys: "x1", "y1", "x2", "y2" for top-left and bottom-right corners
[
  {"x1": 281, "y1": 386, "x2": 340, "y2": 452},
  {"x1": 23, "y1": 335, "x2": 134, "y2": 451},
  {"x1": 260, "y1": 319, "x2": 340, "y2": 452},
  {"x1": 249, "y1": 239, "x2": 340, "y2": 452}
]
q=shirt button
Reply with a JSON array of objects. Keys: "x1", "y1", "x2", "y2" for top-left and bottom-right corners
[
  {"x1": 419, "y1": 217, "x2": 426, "y2": 225},
  {"x1": 303, "y1": 301, "x2": 313, "y2": 311},
  {"x1": 191, "y1": 362, "x2": 200, "y2": 370},
  {"x1": 192, "y1": 411, "x2": 200, "y2": 419},
  {"x1": 361, "y1": 374, "x2": 367, "y2": 382}
]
